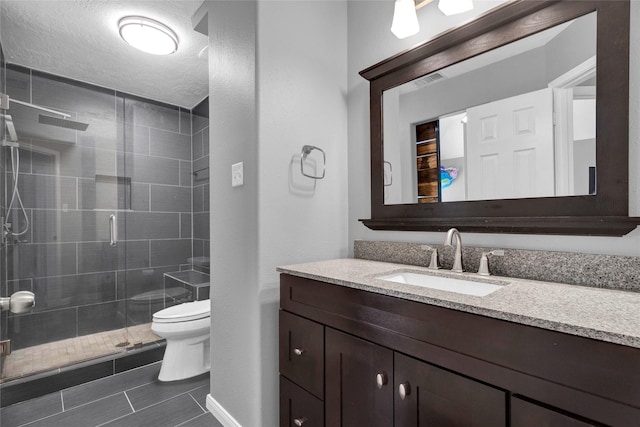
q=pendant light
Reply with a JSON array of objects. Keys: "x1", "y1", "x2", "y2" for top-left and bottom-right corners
[
  {"x1": 438, "y1": 0, "x2": 474, "y2": 16},
  {"x1": 391, "y1": 0, "x2": 420, "y2": 39}
]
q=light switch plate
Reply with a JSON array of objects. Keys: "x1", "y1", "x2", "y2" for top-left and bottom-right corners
[{"x1": 232, "y1": 162, "x2": 243, "y2": 187}]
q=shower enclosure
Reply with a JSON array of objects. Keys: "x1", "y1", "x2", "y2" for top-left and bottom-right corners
[{"x1": 0, "y1": 62, "x2": 210, "y2": 386}]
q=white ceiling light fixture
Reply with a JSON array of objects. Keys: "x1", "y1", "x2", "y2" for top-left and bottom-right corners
[
  {"x1": 391, "y1": 0, "x2": 420, "y2": 39},
  {"x1": 118, "y1": 16, "x2": 179, "y2": 55},
  {"x1": 438, "y1": 0, "x2": 474, "y2": 16}
]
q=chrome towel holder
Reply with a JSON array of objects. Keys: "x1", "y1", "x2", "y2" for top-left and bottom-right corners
[{"x1": 300, "y1": 145, "x2": 325, "y2": 179}]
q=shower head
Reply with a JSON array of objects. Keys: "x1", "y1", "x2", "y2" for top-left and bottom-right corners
[{"x1": 38, "y1": 114, "x2": 89, "y2": 131}]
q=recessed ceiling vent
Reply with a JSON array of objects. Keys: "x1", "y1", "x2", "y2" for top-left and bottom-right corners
[{"x1": 414, "y1": 72, "x2": 446, "y2": 89}]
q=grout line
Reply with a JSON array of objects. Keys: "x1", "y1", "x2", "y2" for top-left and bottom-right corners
[
  {"x1": 188, "y1": 390, "x2": 207, "y2": 413},
  {"x1": 124, "y1": 390, "x2": 135, "y2": 413}
]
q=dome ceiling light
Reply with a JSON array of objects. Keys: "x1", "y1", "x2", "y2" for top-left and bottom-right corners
[{"x1": 118, "y1": 16, "x2": 179, "y2": 55}]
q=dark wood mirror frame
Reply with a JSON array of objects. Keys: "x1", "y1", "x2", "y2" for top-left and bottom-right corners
[{"x1": 360, "y1": 0, "x2": 640, "y2": 236}]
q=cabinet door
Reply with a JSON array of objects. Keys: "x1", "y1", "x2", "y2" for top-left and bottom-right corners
[
  {"x1": 511, "y1": 397, "x2": 597, "y2": 427},
  {"x1": 395, "y1": 352, "x2": 507, "y2": 427},
  {"x1": 279, "y1": 310, "x2": 324, "y2": 398},
  {"x1": 280, "y1": 376, "x2": 324, "y2": 427},
  {"x1": 325, "y1": 328, "x2": 393, "y2": 427}
]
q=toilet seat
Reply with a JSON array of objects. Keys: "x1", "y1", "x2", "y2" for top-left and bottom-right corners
[{"x1": 153, "y1": 300, "x2": 210, "y2": 323}]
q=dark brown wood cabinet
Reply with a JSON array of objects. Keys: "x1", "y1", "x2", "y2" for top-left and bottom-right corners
[
  {"x1": 279, "y1": 273, "x2": 640, "y2": 427},
  {"x1": 394, "y1": 352, "x2": 506, "y2": 427},
  {"x1": 511, "y1": 397, "x2": 597, "y2": 427},
  {"x1": 325, "y1": 328, "x2": 393, "y2": 427},
  {"x1": 280, "y1": 376, "x2": 324, "y2": 427}
]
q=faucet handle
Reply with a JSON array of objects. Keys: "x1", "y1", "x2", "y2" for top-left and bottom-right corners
[
  {"x1": 477, "y1": 250, "x2": 504, "y2": 276},
  {"x1": 420, "y1": 245, "x2": 441, "y2": 270}
]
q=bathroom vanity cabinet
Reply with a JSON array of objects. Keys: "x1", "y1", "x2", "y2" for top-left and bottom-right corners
[{"x1": 278, "y1": 273, "x2": 640, "y2": 427}]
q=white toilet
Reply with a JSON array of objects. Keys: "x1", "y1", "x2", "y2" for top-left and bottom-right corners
[{"x1": 151, "y1": 299, "x2": 211, "y2": 382}]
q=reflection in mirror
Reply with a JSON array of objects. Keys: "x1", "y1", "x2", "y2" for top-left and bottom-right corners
[{"x1": 383, "y1": 12, "x2": 596, "y2": 205}]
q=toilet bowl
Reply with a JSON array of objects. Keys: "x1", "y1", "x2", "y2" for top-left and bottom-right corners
[{"x1": 151, "y1": 299, "x2": 211, "y2": 382}]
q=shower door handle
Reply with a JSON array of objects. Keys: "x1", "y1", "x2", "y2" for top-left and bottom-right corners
[{"x1": 109, "y1": 214, "x2": 118, "y2": 247}]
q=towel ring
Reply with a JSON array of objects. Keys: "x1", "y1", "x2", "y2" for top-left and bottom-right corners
[{"x1": 301, "y1": 145, "x2": 326, "y2": 179}]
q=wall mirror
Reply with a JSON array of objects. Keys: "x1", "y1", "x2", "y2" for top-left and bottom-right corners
[{"x1": 360, "y1": 0, "x2": 639, "y2": 235}]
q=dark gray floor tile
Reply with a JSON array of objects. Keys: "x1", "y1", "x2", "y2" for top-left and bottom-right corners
[
  {"x1": 126, "y1": 373, "x2": 209, "y2": 411},
  {"x1": 187, "y1": 385, "x2": 210, "y2": 411},
  {"x1": 62, "y1": 363, "x2": 160, "y2": 410},
  {"x1": 177, "y1": 412, "x2": 222, "y2": 427},
  {"x1": 103, "y1": 393, "x2": 203, "y2": 427},
  {"x1": 0, "y1": 391, "x2": 62, "y2": 426},
  {"x1": 27, "y1": 393, "x2": 131, "y2": 427}
]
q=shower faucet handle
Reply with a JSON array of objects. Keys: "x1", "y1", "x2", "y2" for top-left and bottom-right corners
[{"x1": 0, "y1": 291, "x2": 35, "y2": 314}]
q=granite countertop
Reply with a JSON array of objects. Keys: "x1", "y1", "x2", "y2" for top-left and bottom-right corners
[{"x1": 277, "y1": 258, "x2": 640, "y2": 349}]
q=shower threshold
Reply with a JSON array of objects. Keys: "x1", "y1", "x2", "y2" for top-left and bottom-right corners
[{"x1": 1, "y1": 323, "x2": 161, "y2": 384}]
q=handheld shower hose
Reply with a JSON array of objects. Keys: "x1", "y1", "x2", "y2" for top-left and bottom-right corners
[{"x1": 4, "y1": 144, "x2": 30, "y2": 238}]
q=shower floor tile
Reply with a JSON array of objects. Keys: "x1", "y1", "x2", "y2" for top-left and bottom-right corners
[{"x1": 1, "y1": 323, "x2": 161, "y2": 383}]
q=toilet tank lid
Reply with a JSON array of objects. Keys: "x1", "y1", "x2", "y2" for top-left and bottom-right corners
[{"x1": 153, "y1": 300, "x2": 211, "y2": 322}]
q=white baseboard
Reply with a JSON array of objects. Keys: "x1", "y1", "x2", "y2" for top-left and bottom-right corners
[{"x1": 206, "y1": 393, "x2": 242, "y2": 427}]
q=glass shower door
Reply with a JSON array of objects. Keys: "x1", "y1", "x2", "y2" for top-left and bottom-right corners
[{"x1": 0, "y1": 65, "x2": 130, "y2": 382}]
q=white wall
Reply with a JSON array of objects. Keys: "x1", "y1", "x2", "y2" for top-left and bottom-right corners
[
  {"x1": 205, "y1": 1, "x2": 348, "y2": 426},
  {"x1": 348, "y1": 0, "x2": 640, "y2": 256},
  {"x1": 257, "y1": 1, "x2": 348, "y2": 425}
]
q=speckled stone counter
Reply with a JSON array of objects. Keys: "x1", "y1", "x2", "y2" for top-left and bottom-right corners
[
  {"x1": 354, "y1": 240, "x2": 640, "y2": 293},
  {"x1": 277, "y1": 258, "x2": 640, "y2": 349}
]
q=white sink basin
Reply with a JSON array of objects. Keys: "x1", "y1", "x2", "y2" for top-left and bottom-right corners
[{"x1": 378, "y1": 272, "x2": 504, "y2": 297}]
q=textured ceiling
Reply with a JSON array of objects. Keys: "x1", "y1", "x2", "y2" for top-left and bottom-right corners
[{"x1": 1, "y1": 0, "x2": 208, "y2": 109}]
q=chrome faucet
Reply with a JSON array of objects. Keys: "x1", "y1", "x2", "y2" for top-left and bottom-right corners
[{"x1": 444, "y1": 228, "x2": 464, "y2": 272}]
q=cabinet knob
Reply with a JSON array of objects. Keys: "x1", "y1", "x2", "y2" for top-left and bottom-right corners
[
  {"x1": 294, "y1": 417, "x2": 307, "y2": 426},
  {"x1": 399, "y1": 382, "x2": 411, "y2": 400},
  {"x1": 293, "y1": 348, "x2": 305, "y2": 356},
  {"x1": 376, "y1": 372, "x2": 388, "y2": 389}
]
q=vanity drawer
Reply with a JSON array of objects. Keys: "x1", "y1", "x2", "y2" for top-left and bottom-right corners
[
  {"x1": 279, "y1": 310, "x2": 324, "y2": 398},
  {"x1": 280, "y1": 376, "x2": 324, "y2": 427}
]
